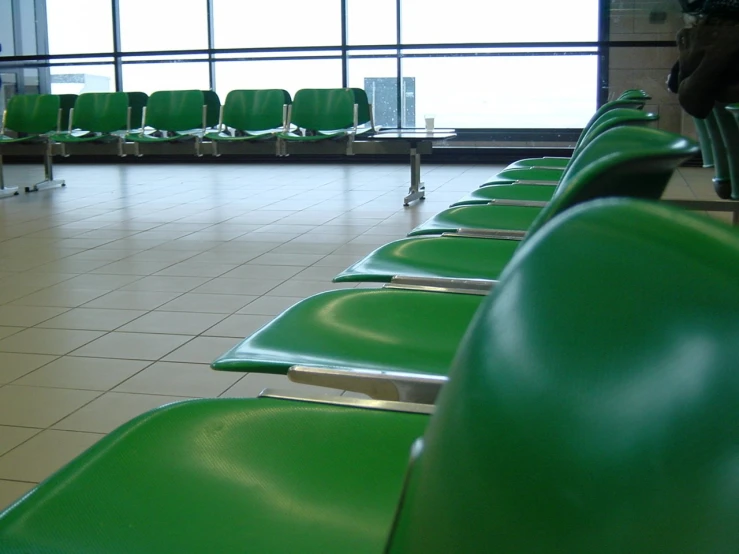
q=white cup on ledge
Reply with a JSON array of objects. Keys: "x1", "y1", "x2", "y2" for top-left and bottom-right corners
[{"x1": 424, "y1": 114, "x2": 435, "y2": 133}]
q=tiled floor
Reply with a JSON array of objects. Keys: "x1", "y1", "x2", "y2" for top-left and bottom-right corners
[{"x1": 0, "y1": 160, "x2": 725, "y2": 510}]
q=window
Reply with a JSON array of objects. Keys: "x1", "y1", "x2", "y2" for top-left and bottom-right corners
[
  {"x1": 50, "y1": 63, "x2": 115, "y2": 95},
  {"x1": 119, "y1": 0, "x2": 208, "y2": 52},
  {"x1": 215, "y1": 57, "x2": 342, "y2": 101},
  {"x1": 213, "y1": 0, "x2": 341, "y2": 49},
  {"x1": 402, "y1": 52, "x2": 597, "y2": 128},
  {"x1": 46, "y1": 0, "x2": 113, "y2": 55},
  {"x1": 122, "y1": 59, "x2": 210, "y2": 95},
  {"x1": 401, "y1": 0, "x2": 599, "y2": 44},
  {"x1": 347, "y1": 0, "x2": 397, "y2": 46}
]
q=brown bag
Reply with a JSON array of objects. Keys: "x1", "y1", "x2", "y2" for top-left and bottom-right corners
[{"x1": 677, "y1": 15, "x2": 739, "y2": 118}]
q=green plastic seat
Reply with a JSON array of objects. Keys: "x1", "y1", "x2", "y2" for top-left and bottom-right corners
[
  {"x1": 457, "y1": 108, "x2": 658, "y2": 206},
  {"x1": 0, "y1": 397, "x2": 428, "y2": 553},
  {"x1": 714, "y1": 103, "x2": 739, "y2": 200},
  {"x1": 486, "y1": 107, "x2": 656, "y2": 186},
  {"x1": 6, "y1": 199, "x2": 739, "y2": 553},
  {"x1": 409, "y1": 115, "x2": 670, "y2": 237},
  {"x1": 387, "y1": 198, "x2": 739, "y2": 553},
  {"x1": 126, "y1": 90, "x2": 205, "y2": 144},
  {"x1": 336, "y1": 126, "x2": 698, "y2": 282},
  {"x1": 54, "y1": 93, "x2": 130, "y2": 155},
  {"x1": 205, "y1": 89, "x2": 290, "y2": 143},
  {"x1": 213, "y1": 127, "x2": 698, "y2": 377},
  {"x1": 278, "y1": 88, "x2": 356, "y2": 142},
  {"x1": 505, "y1": 97, "x2": 647, "y2": 171},
  {"x1": 0, "y1": 94, "x2": 60, "y2": 143}
]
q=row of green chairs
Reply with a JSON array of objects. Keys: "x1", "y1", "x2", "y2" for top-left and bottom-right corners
[{"x1": 2, "y1": 198, "x2": 737, "y2": 552}]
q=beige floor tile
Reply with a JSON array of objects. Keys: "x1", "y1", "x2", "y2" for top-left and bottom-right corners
[
  {"x1": 0, "y1": 306, "x2": 69, "y2": 327},
  {"x1": 114, "y1": 361, "x2": 242, "y2": 397},
  {"x1": 0, "y1": 352, "x2": 58, "y2": 384},
  {"x1": 0, "y1": 386, "x2": 101, "y2": 427},
  {"x1": 191, "y1": 278, "x2": 278, "y2": 296},
  {"x1": 53, "y1": 392, "x2": 191, "y2": 434},
  {"x1": 117, "y1": 311, "x2": 226, "y2": 335},
  {"x1": 247, "y1": 253, "x2": 326, "y2": 266},
  {"x1": 82, "y1": 290, "x2": 182, "y2": 310},
  {"x1": 154, "y1": 262, "x2": 238, "y2": 277},
  {"x1": 14, "y1": 357, "x2": 150, "y2": 391},
  {"x1": 162, "y1": 336, "x2": 238, "y2": 364},
  {"x1": 267, "y1": 279, "x2": 356, "y2": 297},
  {"x1": 0, "y1": 480, "x2": 37, "y2": 511},
  {"x1": 35, "y1": 307, "x2": 148, "y2": 331},
  {"x1": 294, "y1": 266, "x2": 346, "y2": 281},
  {"x1": 155, "y1": 292, "x2": 258, "y2": 314},
  {"x1": 90, "y1": 260, "x2": 175, "y2": 275},
  {"x1": 202, "y1": 314, "x2": 273, "y2": 338},
  {"x1": 220, "y1": 373, "x2": 341, "y2": 398},
  {"x1": 0, "y1": 430, "x2": 104, "y2": 482},
  {"x1": 236, "y1": 296, "x2": 298, "y2": 316},
  {"x1": 0, "y1": 328, "x2": 104, "y2": 356},
  {"x1": 0, "y1": 327, "x2": 24, "y2": 340},
  {"x1": 219, "y1": 264, "x2": 303, "y2": 280},
  {"x1": 0, "y1": 426, "x2": 42, "y2": 456},
  {"x1": 10, "y1": 287, "x2": 110, "y2": 308},
  {"x1": 71, "y1": 332, "x2": 193, "y2": 361},
  {"x1": 61, "y1": 273, "x2": 142, "y2": 289},
  {"x1": 118, "y1": 275, "x2": 210, "y2": 293}
]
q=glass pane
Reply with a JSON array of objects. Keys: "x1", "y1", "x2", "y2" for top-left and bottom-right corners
[
  {"x1": 214, "y1": 0, "x2": 341, "y2": 49},
  {"x1": 46, "y1": 0, "x2": 113, "y2": 55},
  {"x1": 50, "y1": 64, "x2": 115, "y2": 95},
  {"x1": 348, "y1": 56, "x2": 398, "y2": 127},
  {"x1": 401, "y1": 0, "x2": 599, "y2": 44},
  {"x1": 401, "y1": 54, "x2": 598, "y2": 128},
  {"x1": 0, "y1": 0, "x2": 14, "y2": 56},
  {"x1": 347, "y1": 0, "x2": 397, "y2": 46},
  {"x1": 120, "y1": 0, "x2": 208, "y2": 52},
  {"x1": 215, "y1": 59, "x2": 342, "y2": 101},
  {"x1": 122, "y1": 61, "x2": 210, "y2": 95}
]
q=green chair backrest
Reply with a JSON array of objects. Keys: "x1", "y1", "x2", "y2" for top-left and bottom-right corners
[
  {"x1": 574, "y1": 98, "x2": 647, "y2": 151},
  {"x1": 71, "y1": 92, "x2": 129, "y2": 133},
  {"x1": 4, "y1": 94, "x2": 60, "y2": 134},
  {"x1": 222, "y1": 89, "x2": 289, "y2": 131},
  {"x1": 58, "y1": 94, "x2": 78, "y2": 131},
  {"x1": 289, "y1": 88, "x2": 356, "y2": 131},
  {"x1": 387, "y1": 198, "x2": 739, "y2": 553},
  {"x1": 526, "y1": 125, "x2": 699, "y2": 236},
  {"x1": 127, "y1": 92, "x2": 148, "y2": 129},
  {"x1": 350, "y1": 87, "x2": 371, "y2": 126},
  {"x1": 145, "y1": 90, "x2": 204, "y2": 131},
  {"x1": 618, "y1": 88, "x2": 652, "y2": 100},
  {"x1": 574, "y1": 108, "x2": 658, "y2": 157},
  {"x1": 202, "y1": 90, "x2": 221, "y2": 128}
]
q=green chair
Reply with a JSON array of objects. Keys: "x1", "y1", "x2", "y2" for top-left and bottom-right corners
[
  {"x1": 407, "y1": 111, "x2": 666, "y2": 236},
  {"x1": 692, "y1": 116, "x2": 715, "y2": 167},
  {"x1": 455, "y1": 108, "x2": 658, "y2": 206},
  {"x1": 57, "y1": 94, "x2": 78, "y2": 132},
  {"x1": 351, "y1": 87, "x2": 377, "y2": 136},
  {"x1": 54, "y1": 92, "x2": 130, "y2": 156},
  {"x1": 202, "y1": 90, "x2": 221, "y2": 129},
  {"x1": 702, "y1": 108, "x2": 732, "y2": 199},
  {"x1": 714, "y1": 103, "x2": 739, "y2": 200},
  {"x1": 126, "y1": 90, "x2": 206, "y2": 156},
  {"x1": 336, "y1": 126, "x2": 698, "y2": 283},
  {"x1": 0, "y1": 94, "x2": 63, "y2": 195},
  {"x1": 505, "y1": 97, "x2": 647, "y2": 172},
  {"x1": 211, "y1": 127, "x2": 698, "y2": 384},
  {"x1": 278, "y1": 88, "x2": 357, "y2": 146},
  {"x1": 126, "y1": 91, "x2": 148, "y2": 130},
  {"x1": 205, "y1": 89, "x2": 290, "y2": 156},
  {"x1": 4, "y1": 198, "x2": 739, "y2": 553}
]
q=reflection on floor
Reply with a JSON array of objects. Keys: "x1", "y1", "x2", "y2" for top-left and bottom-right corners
[{"x1": 0, "y1": 161, "x2": 726, "y2": 509}]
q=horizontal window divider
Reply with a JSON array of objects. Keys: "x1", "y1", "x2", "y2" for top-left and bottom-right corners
[
  {"x1": 398, "y1": 51, "x2": 597, "y2": 59},
  {"x1": 0, "y1": 40, "x2": 677, "y2": 65},
  {"x1": 212, "y1": 55, "x2": 343, "y2": 63}
]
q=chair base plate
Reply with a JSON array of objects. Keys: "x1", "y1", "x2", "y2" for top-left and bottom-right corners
[
  {"x1": 404, "y1": 185, "x2": 425, "y2": 206},
  {"x1": 25, "y1": 179, "x2": 66, "y2": 193},
  {"x1": 0, "y1": 186, "x2": 19, "y2": 198}
]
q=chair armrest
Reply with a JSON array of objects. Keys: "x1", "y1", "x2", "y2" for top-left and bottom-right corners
[
  {"x1": 384, "y1": 276, "x2": 496, "y2": 296},
  {"x1": 259, "y1": 386, "x2": 436, "y2": 414},
  {"x1": 444, "y1": 228, "x2": 527, "y2": 241},
  {"x1": 487, "y1": 199, "x2": 548, "y2": 208},
  {"x1": 287, "y1": 365, "x2": 448, "y2": 404}
]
